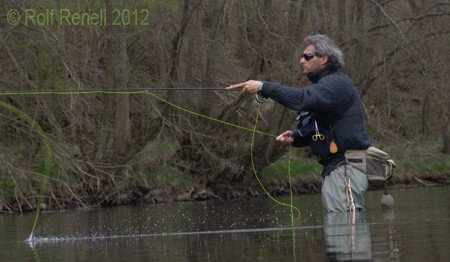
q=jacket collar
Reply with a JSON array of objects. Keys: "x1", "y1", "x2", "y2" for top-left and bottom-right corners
[{"x1": 306, "y1": 66, "x2": 336, "y2": 83}]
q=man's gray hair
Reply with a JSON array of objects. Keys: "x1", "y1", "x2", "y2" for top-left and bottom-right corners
[{"x1": 303, "y1": 34, "x2": 345, "y2": 70}]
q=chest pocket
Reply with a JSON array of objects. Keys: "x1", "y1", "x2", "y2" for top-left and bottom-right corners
[{"x1": 296, "y1": 111, "x2": 316, "y2": 137}]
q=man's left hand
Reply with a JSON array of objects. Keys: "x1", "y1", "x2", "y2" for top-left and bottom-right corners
[
  {"x1": 226, "y1": 80, "x2": 261, "y2": 94},
  {"x1": 276, "y1": 130, "x2": 294, "y2": 145}
]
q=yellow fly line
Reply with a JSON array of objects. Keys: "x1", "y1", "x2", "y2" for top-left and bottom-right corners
[{"x1": 1, "y1": 88, "x2": 300, "y2": 239}]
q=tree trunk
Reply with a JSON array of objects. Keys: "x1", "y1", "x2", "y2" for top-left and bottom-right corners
[
  {"x1": 443, "y1": 116, "x2": 450, "y2": 154},
  {"x1": 310, "y1": 0, "x2": 324, "y2": 33},
  {"x1": 369, "y1": 0, "x2": 382, "y2": 27},
  {"x1": 169, "y1": 0, "x2": 201, "y2": 83},
  {"x1": 164, "y1": 0, "x2": 200, "y2": 121},
  {"x1": 97, "y1": 0, "x2": 130, "y2": 161},
  {"x1": 336, "y1": 0, "x2": 347, "y2": 44},
  {"x1": 288, "y1": 0, "x2": 307, "y2": 39},
  {"x1": 111, "y1": 5, "x2": 130, "y2": 158},
  {"x1": 355, "y1": 0, "x2": 365, "y2": 69},
  {"x1": 421, "y1": 94, "x2": 430, "y2": 134}
]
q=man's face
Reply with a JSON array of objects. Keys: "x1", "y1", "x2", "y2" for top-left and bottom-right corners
[{"x1": 300, "y1": 45, "x2": 328, "y2": 74}]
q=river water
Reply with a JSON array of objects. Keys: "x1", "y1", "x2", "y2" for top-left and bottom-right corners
[{"x1": 0, "y1": 186, "x2": 449, "y2": 261}]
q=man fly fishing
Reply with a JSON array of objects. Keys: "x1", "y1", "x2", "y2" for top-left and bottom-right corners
[{"x1": 227, "y1": 34, "x2": 371, "y2": 213}]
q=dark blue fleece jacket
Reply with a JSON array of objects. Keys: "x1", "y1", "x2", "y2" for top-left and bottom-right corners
[{"x1": 260, "y1": 66, "x2": 371, "y2": 177}]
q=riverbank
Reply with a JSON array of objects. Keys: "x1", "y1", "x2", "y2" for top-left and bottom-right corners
[
  {"x1": 1, "y1": 173, "x2": 447, "y2": 213},
  {"x1": 1, "y1": 148, "x2": 448, "y2": 213}
]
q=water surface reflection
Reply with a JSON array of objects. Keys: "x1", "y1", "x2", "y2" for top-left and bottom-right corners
[{"x1": 0, "y1": 186, "x2": 449, "y2": 261}]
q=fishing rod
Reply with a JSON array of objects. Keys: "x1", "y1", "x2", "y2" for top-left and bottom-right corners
[
  {"x1": 0, "y1": 86, "x2": 227, "y2": 94},
  {"x1": 0, "y1": 86, "x2": 269, "y2": 102}
]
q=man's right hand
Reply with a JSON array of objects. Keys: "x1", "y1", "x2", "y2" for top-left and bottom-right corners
[
  {"x1": 226, "y1": 80, "x2": 262, "y2": 94},
  {"x1": 276, "y1": 130, "x2": 294, "y2": 145}
]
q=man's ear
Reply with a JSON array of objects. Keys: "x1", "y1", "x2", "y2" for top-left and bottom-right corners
[{"x1": 320, "y1": 56, "x2": 329, "y2": 66}]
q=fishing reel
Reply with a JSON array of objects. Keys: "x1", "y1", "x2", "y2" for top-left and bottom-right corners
[{"x1": 255, "y1": 92, "x2": 268, "y2": 103}]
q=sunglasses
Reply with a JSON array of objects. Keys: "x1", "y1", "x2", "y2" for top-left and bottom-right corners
[{"x1": 302, "y1": 53, "x2": 315, "y2": 61}]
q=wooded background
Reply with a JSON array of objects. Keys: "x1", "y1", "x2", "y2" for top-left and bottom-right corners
[{"x1": 1, "y1": 0, "x2": 449, "y2": 212}]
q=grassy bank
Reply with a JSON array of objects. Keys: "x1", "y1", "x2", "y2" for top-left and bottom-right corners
[
  {"x1": 1, "y1": 130, "x2": 449, "y2": 213},
  {"x1": 258, "y1": 149, "x2": 450, "y2": 189}
]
